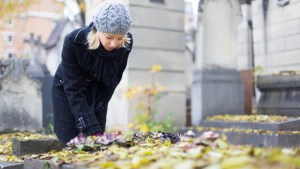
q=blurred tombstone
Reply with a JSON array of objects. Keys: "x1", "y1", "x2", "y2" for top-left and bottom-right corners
[
  {"x1": 24, "y1": 33, "x2": 54, "y2": 130},
  {"x1": 0, "y1": 58, "x2": 42, "y2": 131},
  {"x1": 257, "y1": 72, "x2": 300, "y2": 116},
  {"x1": 34, "y1": 76, "x2": 53, "y2": 130},
  {"x1": 25, "y1": 33, "x2": 50, "y2": 77},
  {"x1": 192, "y1": 0, "x2": 244, "y2": 124}
]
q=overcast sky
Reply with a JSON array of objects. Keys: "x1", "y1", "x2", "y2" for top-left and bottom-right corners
[{"x1": 185, "y1": 0, "x2": 199, "y2": 16}]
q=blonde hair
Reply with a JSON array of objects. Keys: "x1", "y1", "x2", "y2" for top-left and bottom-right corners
[{"x1": 87, "y1": 28, "x2": 131, "y2": 50}]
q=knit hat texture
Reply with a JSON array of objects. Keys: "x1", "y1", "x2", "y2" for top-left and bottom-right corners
[{"x1": 93, "y1": 2, "x2": 132, "y2": 34}]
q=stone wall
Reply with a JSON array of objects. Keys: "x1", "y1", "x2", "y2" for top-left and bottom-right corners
[{"x1": 237, "y1": 0, "x2": 300, "y2": 73}]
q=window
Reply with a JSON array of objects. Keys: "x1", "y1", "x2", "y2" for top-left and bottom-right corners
[
  {"x1": 150, "y1": 0, "x2": 165, "y2": 4},
  {"x1": 4, "y1": 51, "x2": 15, "y2": 59},
  {"x1": 8, "y1": 53, "x2": 13, "y2": 58},
  {"x1": 21, "y1": 32, "x2": 27, "y2": 41},
  {"x1": 7, "y1": 34, "x2": 13, "y2": 45},
  {"x1": 8, "y1": 35, "x2": 13, "y2": 42},
  {"x1": 7, "y1": 18, "x2": 13, "y2": 28},
  {"x1": 3, "y1": 32, "x2": 14, "y2": 45}
]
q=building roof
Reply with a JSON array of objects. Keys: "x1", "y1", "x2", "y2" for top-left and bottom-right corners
[{"x1": 44, "y1": 19, "x2": 69, "y2": 50}]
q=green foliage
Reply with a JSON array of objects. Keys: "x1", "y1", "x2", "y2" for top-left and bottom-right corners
[
  {"x1": 46, "y1": 123, "x2": 55, "y2": 135},
  {"x1": 43, "y1": 161, "x2": 51, "y2": 169},
  {"x1": 23, "y1": 53, "x2": 30, "y2": 59},
  {"x1": 254, "y1": 65, "x2": 264, "y2": 76},
  {"x1": 126, "y1": 65, "x2": 175, "y2": 132},
  {"x1": 135, "y1": 111, "x2": 174, "y2": 132},
  {"x1": 0, "y1": 0, "x2": 36, "y2": 20}
]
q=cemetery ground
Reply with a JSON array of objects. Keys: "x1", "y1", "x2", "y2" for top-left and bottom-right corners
[
  {"x1": 0, "y1": 116, "x2": 300, "y2": 169},
  {"x1": 1, "y1": 61, "x2": 300, "y2": 168}
]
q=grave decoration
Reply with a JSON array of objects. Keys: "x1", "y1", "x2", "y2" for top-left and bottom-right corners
[
  {"x1": 0, "y1": 131, "x2": 300, "y2": 169},
  {"x1": 24, "y1": 130, "x2": 300, "y2": 169}
]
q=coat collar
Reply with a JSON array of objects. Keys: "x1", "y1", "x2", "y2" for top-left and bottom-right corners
[
  {"x1": 73, "y1": 23, "x2": 132, "y2": 86},
  {"x1": 73, "y1": 23, "x2": 93, "y2": 45}
]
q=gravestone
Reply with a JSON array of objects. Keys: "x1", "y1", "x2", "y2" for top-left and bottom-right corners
[
  {"x1": 192, "y1": 0, "x2": 243, "y2": 124},
  {"x1": 179, "y1": 128, "x2": 300, "y2": 148},
  {"x1": 197, "y1": 72, "x2": 300, "y2": 147},
  {"x1": 0, "y1": 58, "x2": 42, "y2": 131},
  {"x1": 192, "y1": 68, "x2": 244, "y2": 122},
  {"x1": 34, "y1": 76, "x2": 54, "y2": 130},
  {"x1": 24, "y1": 33, "x2": 54, "y2": 131},
  {"x1": 190, "y1": 0, "x2": 300, "y2": 147},
  {"x1": 25, "y1": 34, "x2": 50, "y2": 77},
  {"x1": 257, "y1": 73, "x2": 300, "y2": 116},
  {"x1": 24, "y1": 159, "x2": 83, "y2": 169},
  {"x1": 200, "y1": 117, "x2": 300, "y2": 131},
  {"x1": 0, "y1": 162, "x2": 23, "y2": 169},
  {"x1": 12, "y1": 138, "x2": 65, "y2": 156}
]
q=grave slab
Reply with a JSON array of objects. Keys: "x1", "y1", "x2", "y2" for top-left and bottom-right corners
[
  {"x1": 180, "y1": 128, "x2": 300, "y2": 147},
  {"x1": 216, "y1": 131, "x2": 300, "y2": 148},
  {"x1": 0, "y1": 162, "x2": 23, "y2": 169},
  {"x1": 200, "y1": 118, "x2": 300, "y2": 131},
  {"x1": 24, "y1": 159, "x2": 53, "y2": 169},
  {"x1": 24, "y1": 159, "x2": 84, "y2": 169},
  {"x1": 12, "y1": 139, "x2": 65, "y2": 156}
]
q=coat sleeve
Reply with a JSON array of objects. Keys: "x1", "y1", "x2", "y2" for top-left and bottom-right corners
[{"x1": 61, "y1": 34, "x2": 103, "y2": 135}]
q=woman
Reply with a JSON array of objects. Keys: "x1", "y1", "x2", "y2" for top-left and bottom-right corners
[{"x1": 52, "y1": 2, "x2": 133, "y2": 144}]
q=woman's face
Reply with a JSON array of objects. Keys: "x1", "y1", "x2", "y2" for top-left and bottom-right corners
[{"x1": 98, "y1": 32, "x2": 125, "y2": 51}]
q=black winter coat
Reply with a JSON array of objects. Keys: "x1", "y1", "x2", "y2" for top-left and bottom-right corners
[{"x1": 52, "y1": 23, "x2": 133, "y2": 144}]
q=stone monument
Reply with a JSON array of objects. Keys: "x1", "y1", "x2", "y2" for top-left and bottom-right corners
[
  {"x1": 192, "y1": 0, "x2": 244, "y2": 124},
  {"x1": 189, "y1": 0, "x2": 300, "y2": 148},
  {"x1": 257, "y1": 73, "x2": 300, "y2": 116},
  {"x1": 24, "y1": 33, "x2": 53, "y2": 130},
  {"x1": 0, "y1": 58, "x2": 42, "y2": 131}
]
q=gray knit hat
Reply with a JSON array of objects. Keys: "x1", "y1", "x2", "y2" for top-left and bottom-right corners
[{"x1": 93, "y1": 2, "x2": 132, "y2": 34}]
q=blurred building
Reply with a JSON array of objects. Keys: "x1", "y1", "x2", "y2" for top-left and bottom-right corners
[
  {"x1": 0, "y1": 0, "x2": 64, "y2": 60},
  {"x1": 184, "y1": 0, "x2": 196, "y2": 81},
  {"x1": 192, "y1": 0, "x2": 300, "y2": 118},
  {"x1": 184, "y1": 0, "x2": 197, "y2": 126},
  {"x1": 193, "y1": 0, "x2": 300, "y2": 74},
  {"x1": 237, "y1": 0, "x2": 300, "y2": 74},
  {"x1": 85, "y1": 0, "x2": 186, "y2": 128},
  {"x1": 44, "y1": 19, "x2": 80, "y2": 75},
  {"x1": 185, "y1": 1, "x2": 196, "y2": 43}
]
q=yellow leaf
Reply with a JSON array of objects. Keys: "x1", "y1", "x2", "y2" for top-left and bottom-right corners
[
  {"x1": 149, "y1": 65, "x2": 162, "y2": 73},
  {"x1": 139, "y1": 124, "x2": 150, "y2": 132},
  {"x1": 164, "y1": 140, "x2": 172, "y2": 147},
  {"x1": 127, "y1": 123, "x2": 134, "y2": 129},
  {"x1": 125, "y1": 92, "x2": 133, "y2": 99},
  {"x1": 101, "y1": 161, "x2": 117, "y2": 168},
  {"x1": 138, "y1": 149, "x2": 153, "y2": 155},
  {"x1": 215, "y1": 139, "x2": 228, "y2": 149},
  {"x1": 136, "y1": 101, "x2": 144, "y2": 110},
  {"x1": 131, "y1": 157, "x2": 150, "y2": 168},
  {"x1": 221, "y1": 156, "x2": 254, "y2": 169}
]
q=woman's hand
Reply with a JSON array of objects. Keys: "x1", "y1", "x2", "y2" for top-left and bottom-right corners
[{"x1": 92, "y1": 132, "x2": 103, "y2": 137}]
